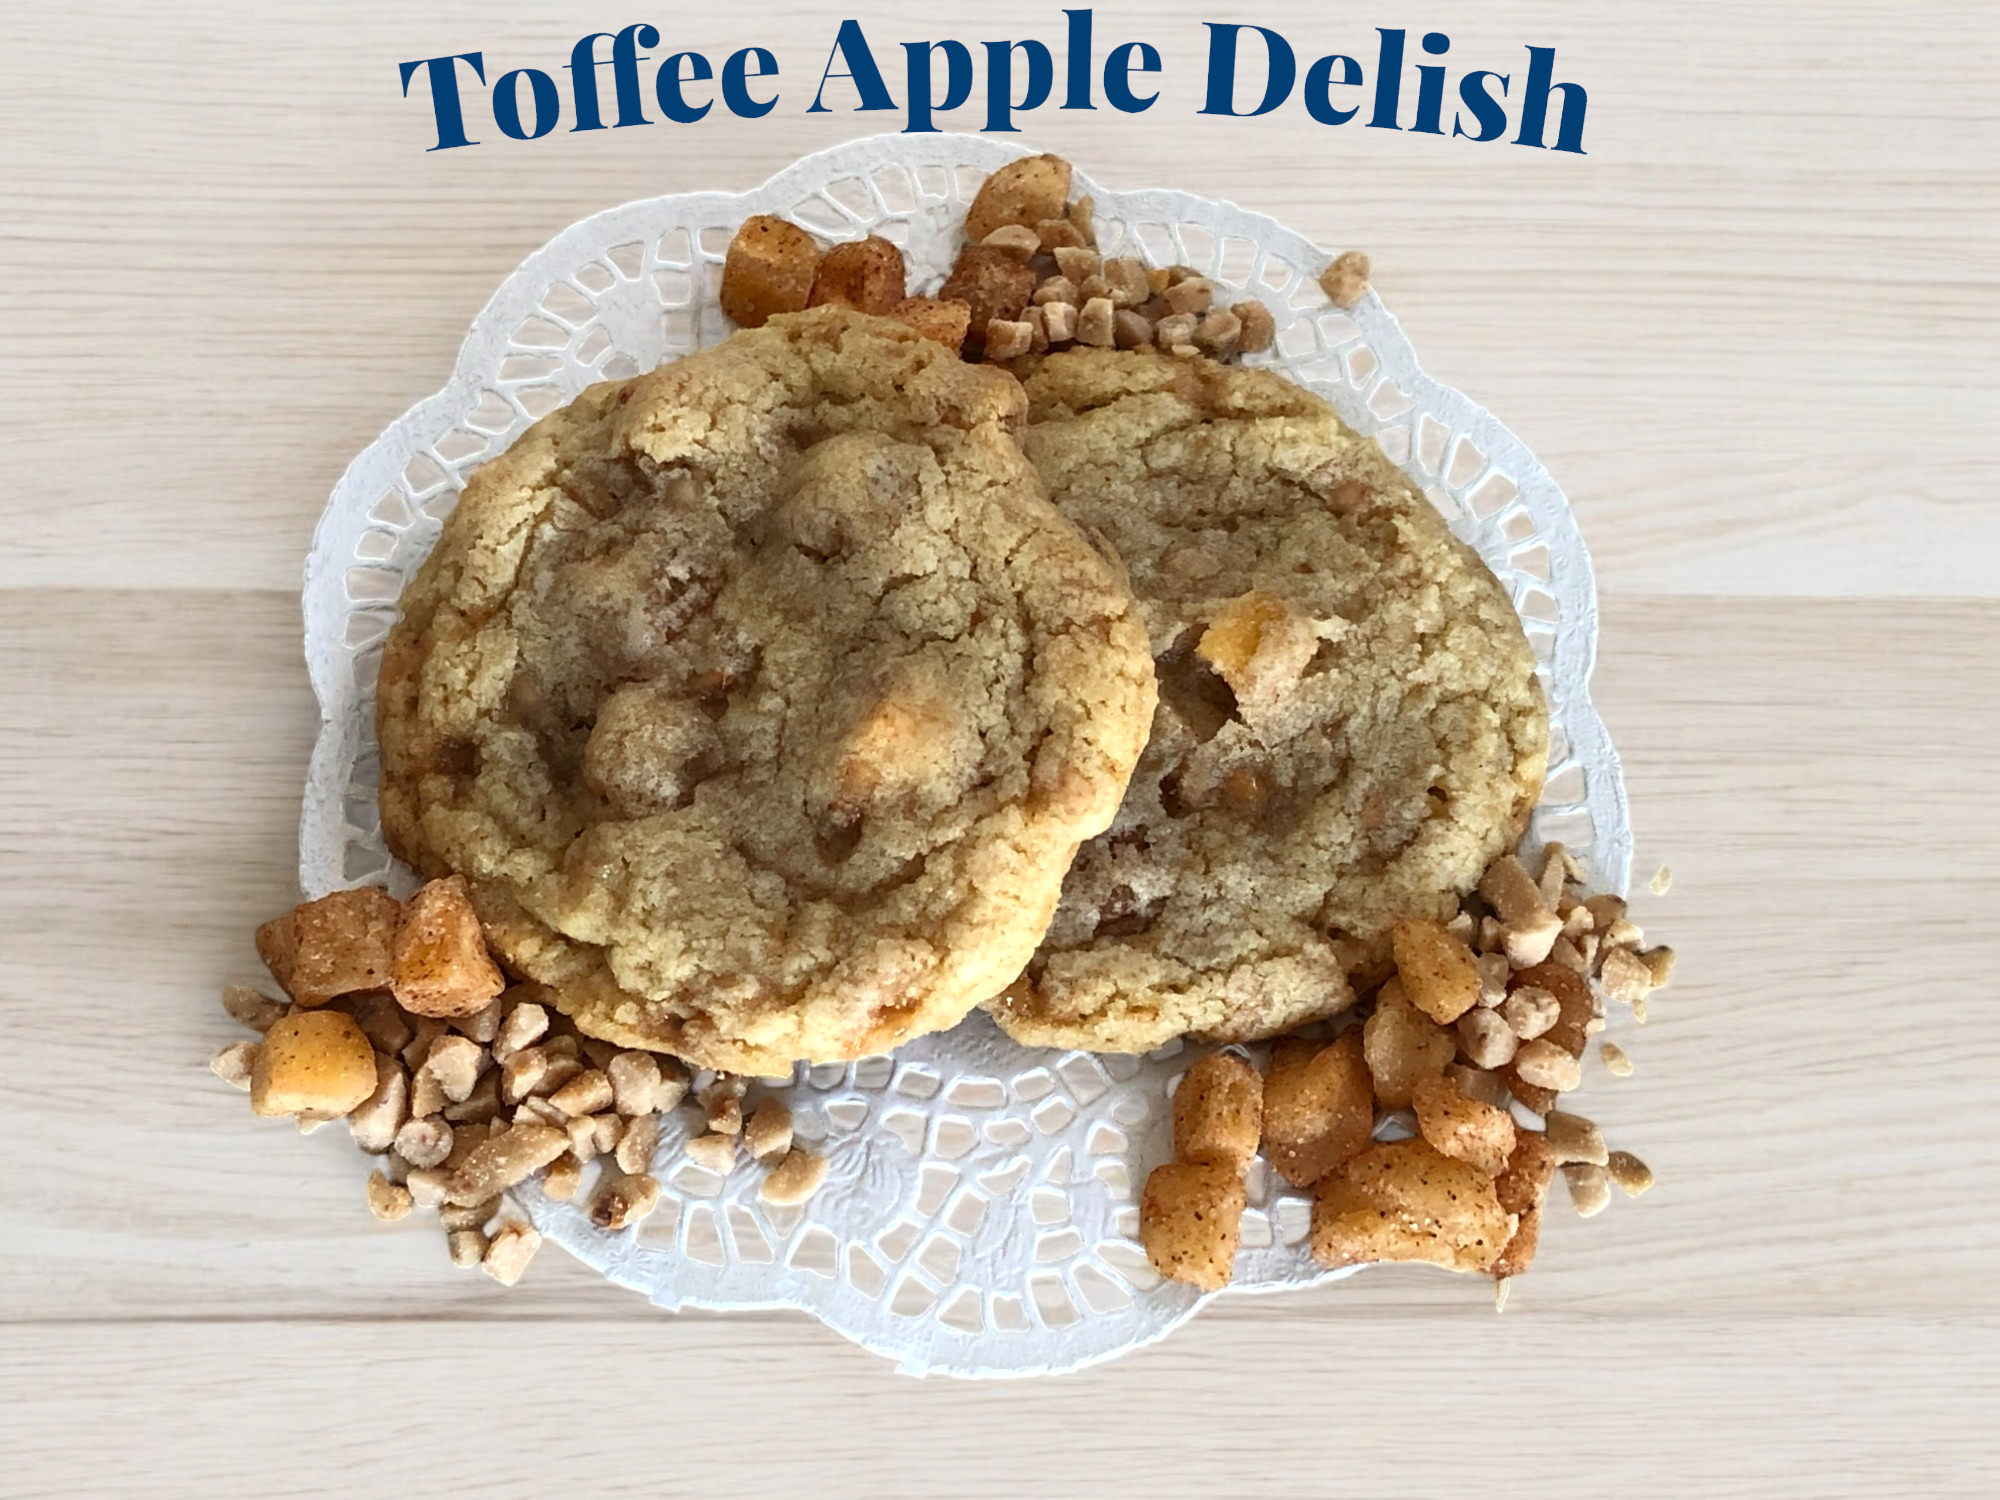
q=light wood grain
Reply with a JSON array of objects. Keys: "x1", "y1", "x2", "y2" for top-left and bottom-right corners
[
  {"x1": 5, "y1": 1317, "x2": 1996, "y2": 1499},
  {"x1": 2, "y1": 2, "x2": 1995, "y2": 596},
  {"x1": 5, "y1": 592, "x2": 1998, "y2": 1479},
  {"x1": 4, "y1": 1, "x2": 1998, "y2": 1494}
]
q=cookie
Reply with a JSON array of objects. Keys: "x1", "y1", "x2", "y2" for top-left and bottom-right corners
[
  {"x1": 377, "y1": 308, "x2": 1156, "y2": 1073},
  {"x1": 987, "y1": 350, "x2": 1547, "y2": 1053}
]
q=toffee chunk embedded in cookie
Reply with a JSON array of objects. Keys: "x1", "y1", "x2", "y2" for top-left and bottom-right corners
[
  {"x1": 377, "y1": 308, "x2": 1157, "y2": 1073},
  {"x1": 987, "y1": 350, "x2": 1548, "y2": 1053}
]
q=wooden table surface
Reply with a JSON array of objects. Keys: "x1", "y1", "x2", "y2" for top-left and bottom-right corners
[{"x1": 5, "y1": 3, "x2": 1996, "y2": 1495}]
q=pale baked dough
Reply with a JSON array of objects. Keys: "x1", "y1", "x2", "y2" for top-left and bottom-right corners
[
  {"x1": 378, "y1": 309, "x2": 1156, "y2": 1072},
  {"x1": 988, "y1": 350, "x2": 1547, "y2": 1052}
]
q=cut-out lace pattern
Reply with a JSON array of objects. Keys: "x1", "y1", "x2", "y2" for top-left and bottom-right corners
[{"x1": 299, "y1": 135, "x2": 1628, "y2": 1377}]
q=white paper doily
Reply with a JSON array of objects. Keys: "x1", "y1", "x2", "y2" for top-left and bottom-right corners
[{"x1": 299, "y1": 134, "x2": 1629, "y2": 1378}]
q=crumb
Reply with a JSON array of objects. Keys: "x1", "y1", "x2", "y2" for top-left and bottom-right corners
[
  {"x1": 366, "y1": 1170, "x2": 413, "y2": 1223},
  {"x1": 438, "y1": 1197, "x2": 497, "y2": 1233},
  {"x1": 491, "y1": 1001, "x2": 548, "y2": 1064},
  {"x1": 614, "y1": 1112, "x2": 660, "y2": 1175},
  {"x1": 220, "y1": 985, "x2": 284, "y2": 1034},
  {"x1": 1562, "y1": 1162, "x2": 1612, "y2": 1218},
  {"x1": 1543, "y1": 1109, "x2": 1608, "y2": 1167},
  {"x1": 1598, "y1": 947, "x2": 1653, "y2": 1005},
  {"x1": 1140, "y1": 1161, "x2": 1245, "y2": 1289},
  {"x1": 701, "y1": 1078, "x2": 746, "y2": 1136},
  {"x1": 347, "y1": 1056, "x2": 409, "y2": 1153},
  {"x1": 209, "y1": 1041, "x2": 257, "y2": 1091},
  {"x1": 760, "y1": 1149, "x2": 829, "y2": 1206},
  {"x1": 481, "y1": 1220, "x2": 543, "y2": 1285},
  {"x1": 1318, "y1": 250, "x2": 1371, "y2": 309},
  {"x1": 588, "y1": 1172, "x2": 663, "y2": 1231},
  {"x1": 1606, "y1": 1150, "x2": 1656, "y2": 1197},
  {"x1": 686, "y1": 1132, "x2": 737, "y2": 1173},
  {"x1": 1638, "y1": 946, "x2": 1677, "y2": 991},
  {"x1": 1173, "y1": 1053, "x2": 1265, "y2": 1173},
  {"x1": 743, "y1": 1098, "x2": 794, "y2": 1164},
  {"x1": 393, "y1": 1116, "x2": 453, "y2": 1170},
  {"x1": 1513, "y1": 1038, "x2": 1582, "y2": 1093},
  {"x1": 548, "y1": 1069, "x2": 614, "y2": 1117},
  {"x1": 543, "y1": 1153, "x2": 583, "y2": 1202},
  {"x1": 445, "y1": 1228, "x2": 488, "y2": 1268}
]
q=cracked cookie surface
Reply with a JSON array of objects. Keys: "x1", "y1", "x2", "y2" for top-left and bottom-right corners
[
  {"x1": 987, "y1": 350, "x2": 1547, "y2": 1053},
  {"x1": 378, "y1": 309, "x2": 1156, "y2": 1073}
]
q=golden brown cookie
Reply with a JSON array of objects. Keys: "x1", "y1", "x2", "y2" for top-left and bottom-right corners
[
  {"x1": 988, "y1": 350, "x2": 1547, "y2": 1053},
  {"x1": 378, "y1": 309, "x2": 1156, "y2": 1073}
]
